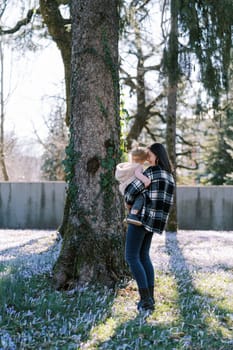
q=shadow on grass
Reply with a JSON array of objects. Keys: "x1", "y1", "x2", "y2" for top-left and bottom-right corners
[
  {"x1": 89, "y1": 231, "x2": 233, "y2": 350},
  {"x1": 0, "y1": 231, "x2": 122, "y2": 349},
  {"x1": 0, "y1": 238, "x2": 45, "y2": 257},
  {"x1": 0, "y1": 232, "x2": 60, "y2": 269},
  {"x1": 0, "y1": 267, "x2": 118, "y2": 349}
]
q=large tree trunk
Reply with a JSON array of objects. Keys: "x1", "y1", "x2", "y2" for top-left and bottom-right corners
[
  {"x1": 165, "y1": 0, "x2": 178, "y2": 232},
  {"x1": 53, "y1": 0, "x2": 127, "y2": 290}
]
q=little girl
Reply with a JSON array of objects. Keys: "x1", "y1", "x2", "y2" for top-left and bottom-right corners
[{"x1": 115, "y1": 147, "x2": 151, "y2": 225}]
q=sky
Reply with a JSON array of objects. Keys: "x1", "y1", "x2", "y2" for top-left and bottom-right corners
[
  {"x1": 3, "y1": 42, "x2": 64, "y2": 155},
  {"x1": 1, "y1": 1, "x2": 70, "y2": 156}
]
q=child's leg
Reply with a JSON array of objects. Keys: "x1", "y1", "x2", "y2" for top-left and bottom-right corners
[
  {"x1": 127, "y1": 194, "x2": 144, "y2": 226},
  {"x1": 130, "y1": 194, "x2": 144, "y2": 214}
]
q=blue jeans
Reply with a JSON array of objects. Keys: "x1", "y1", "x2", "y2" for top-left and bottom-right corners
[
  {"x1": 131, "y1": 193, "x2": 144, "y2": 212},
  {"x1": 125, "y1": 224, "x2": 154, "y2": 289}
]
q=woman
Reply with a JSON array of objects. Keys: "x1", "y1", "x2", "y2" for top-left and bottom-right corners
[{"x1": 124, "y1": 143, "x2": 175, "y2": 312}]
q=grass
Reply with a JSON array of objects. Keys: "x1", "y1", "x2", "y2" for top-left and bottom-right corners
[{"x1": 0, "y1": 231, "x2": 233, "y2": 349}]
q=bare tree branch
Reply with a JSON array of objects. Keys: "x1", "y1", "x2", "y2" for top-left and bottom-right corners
[
  {"x1": 0, "y1": 8, "x2": 41, "y2": 35},
  {"x1": 137, "y1": 0, "x2": 152, "y2": 11},
  {"x1": 177, "y1": 162, "x2": 199, "y2": 170},
  {"x1": 0, "y1": 1, "x2": 7, "y2": 18},
  {"x1": 144, "y1": 125, "x2": 158, "y2": 141},
  {"x1": 176, "y1": 134, "x2": 197, "y2": 146},
  {"x1": 147, "y1": 110, "x2": 166, "y2": 123},
  {"x1": 143, "y1": 64, "x2": 161, "y2": 72},
  {"x1": 120, "y1": 67, "x2": 137, "y2": 91}
]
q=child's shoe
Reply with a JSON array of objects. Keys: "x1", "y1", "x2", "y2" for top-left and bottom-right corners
[{"x1": 126, "y1": 214, "x2": 142, "y2": 226}]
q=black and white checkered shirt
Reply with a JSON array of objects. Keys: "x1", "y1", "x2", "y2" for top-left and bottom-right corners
[{"x1": 124, "y1": 165, "x2": 175, "y2": 234}]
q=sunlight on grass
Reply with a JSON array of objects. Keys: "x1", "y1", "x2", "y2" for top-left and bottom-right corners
[
  {"x1": 150, "y1": 273, "x2": 181, "y2": 324},
  {"x1": 82, "y1": 318, "x2": 117, "y2": 349},
  {"x1": 194, "y1": 271, "x2": 233, "y2": 309},
  {"x1": 80, "y1": 284, "x2": 138, "y2": 349},
  {"x1": 193, "y1": 271, "x2": 233, "y2": 343},
  {"x1": 205, "y1": 315, "x2": 233, "y2": 338}
]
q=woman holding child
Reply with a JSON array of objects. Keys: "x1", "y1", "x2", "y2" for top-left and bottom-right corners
[{"x1": 123, "y1": 143, "x2": 175, "y2": 312}]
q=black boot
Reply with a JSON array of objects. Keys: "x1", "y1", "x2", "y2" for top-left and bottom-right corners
[
  {"x1": 148, "y1": 286, "x2": 155, "y2": 304},
  {"x1": 137, "y1": 288, "x2": 154, "y2": 312}
]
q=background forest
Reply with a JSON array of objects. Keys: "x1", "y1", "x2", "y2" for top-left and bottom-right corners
[{"x1": 0, "y1": 0, "x2": 233, "y2": 185}]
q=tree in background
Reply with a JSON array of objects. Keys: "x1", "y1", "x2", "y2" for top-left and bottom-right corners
[
  {"x1": 0, "y1": 30, "x2": 44, "y2": 182},
  {"x1": 204, "y1": 56, "x2": 233, "y2": 185},
  {"x1": 178, "y1": 0, "x2": 233, "y2": 108},
  {"x1": 39, "y1": 0, "x2": 71, "y2": 125},
  {"x1": 52, "y1": 0, "x2": 127, "y2": 290},
  {"x1": 0, "y1": 130, "x2": 15, "y2": 181},
  {"x1": 38, "y1": 95, "x2": 68, "y2": 181},
  {"x1": 120, "y1": 0, "x2": 165, "y2": 149},
  {"x1": 120, "y1": 0, "x2": 201, "y2": 184},
  {"x1": 162, "y1": 0, "x2": 179, "y2": 231},
  {"x1": 0, "y1": 41, "x2": 9, "y2": 180},
  {"x1": 204, "y1": 107, "x2": 233, "y2": 185},
  {"x1": 177, "y1": 0, "x2": 233, "y2": 185},
  {"x1": 224, "y1": 117, "x2": 233, "y2": 183},
  {"x1": 0, "y1": 129, "x2": 43, "y2": 181},
  {"x1": 161, "y1": 0, "x2": 233, "y2": 229}
]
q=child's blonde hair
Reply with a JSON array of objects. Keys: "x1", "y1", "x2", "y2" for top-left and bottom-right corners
[{"x1": 130, "y1": 147, "x2": 148, "y2": 162}]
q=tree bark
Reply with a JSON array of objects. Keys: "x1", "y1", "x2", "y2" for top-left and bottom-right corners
[{"x1": 53, "y1": 0, "x2": 127, "y2": 290}]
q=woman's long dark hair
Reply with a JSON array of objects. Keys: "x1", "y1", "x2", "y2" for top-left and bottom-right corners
[{"x1": 148, "y1": 143, "x2": 173, "y2": 173}]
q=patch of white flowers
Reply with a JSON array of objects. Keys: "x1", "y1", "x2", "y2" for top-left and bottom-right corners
[{"x1": 0, "y1": 230, "x2": 62, "y2": 278}]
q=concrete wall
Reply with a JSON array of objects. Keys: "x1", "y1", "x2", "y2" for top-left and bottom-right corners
[
  {"x1": 177, "y1": 186, "x2": 233, "y2": 230},
  {"x1": 0, "y1": 182, "x2": 233, "y2": 230},
  {"x1": 0, "y1": 182, "x2": 66, "y2": 229}
]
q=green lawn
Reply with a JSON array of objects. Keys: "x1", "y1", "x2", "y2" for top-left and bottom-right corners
[{"x1": 0, "y1": 231, "x2": 233, "y2": 349}]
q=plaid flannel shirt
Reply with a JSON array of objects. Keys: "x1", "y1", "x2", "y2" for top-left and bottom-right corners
[{"x1": 124, "y1": 165, "x2": 175, "y2": 235}]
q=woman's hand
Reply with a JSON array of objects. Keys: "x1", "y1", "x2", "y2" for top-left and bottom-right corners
[{"x1": 144, "y1": 178, "x2": 151, "y2": 188}]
